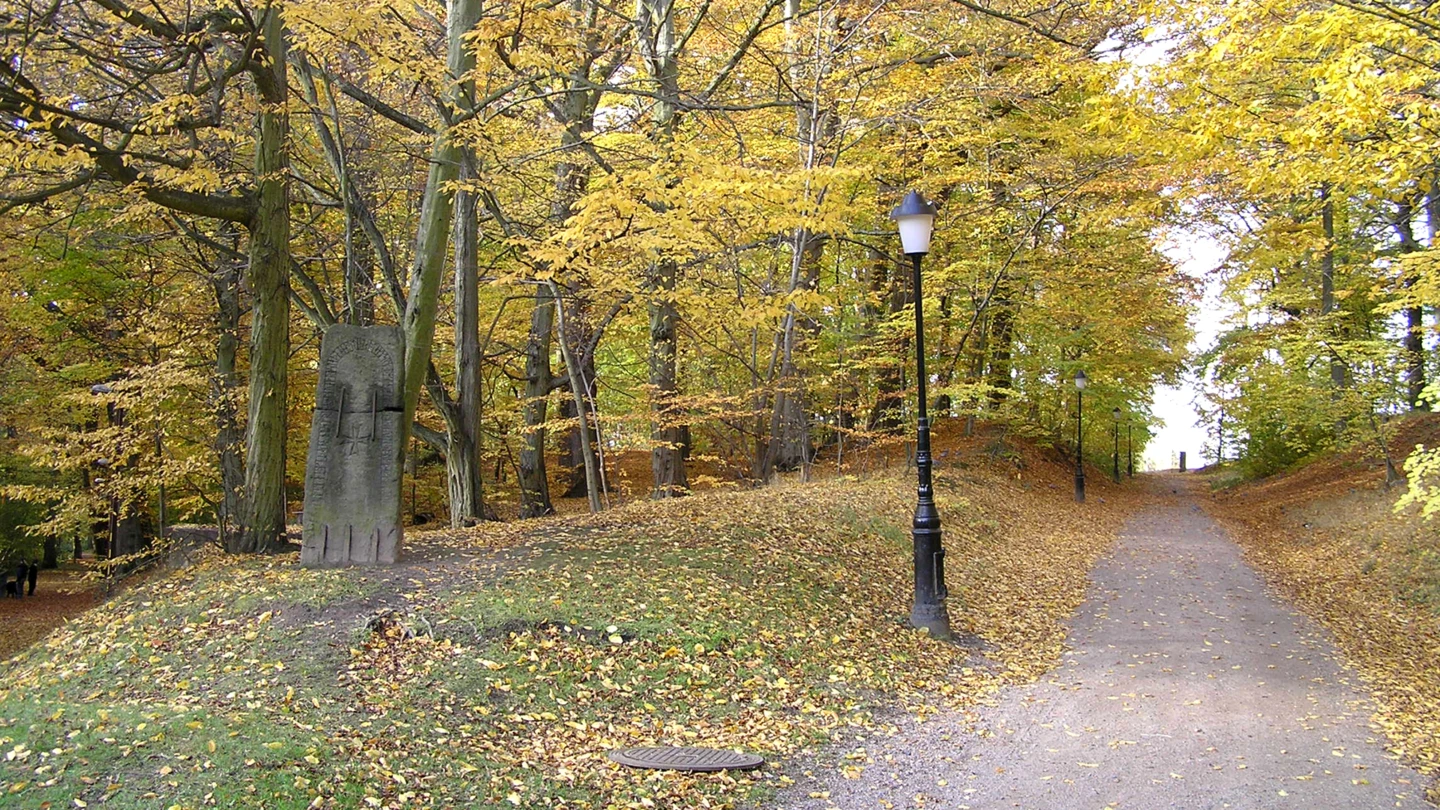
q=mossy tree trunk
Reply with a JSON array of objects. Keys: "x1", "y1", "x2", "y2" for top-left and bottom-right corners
[{"x1": 236, "y1": 2, "x2": 291, "y2": 554}]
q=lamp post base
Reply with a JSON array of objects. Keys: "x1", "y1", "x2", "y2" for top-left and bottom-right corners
[{"x1": 910, "y1": 600, "x2": 952, "y2": 639}]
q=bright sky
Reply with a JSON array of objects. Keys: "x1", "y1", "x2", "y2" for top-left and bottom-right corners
[{"x1": 1144, "y1": 229, "x2": 1232, "y2": 471}]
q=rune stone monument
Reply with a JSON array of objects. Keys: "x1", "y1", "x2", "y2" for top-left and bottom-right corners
[{"x1": 301, "y1": 324, "x2": 405, "y2": 566}]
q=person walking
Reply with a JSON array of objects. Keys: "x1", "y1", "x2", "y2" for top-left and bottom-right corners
[
  {"x1": 26, "y1": 560, "x2": 38, "y2": 596},
  {"x1": 14, "y1": 561, "x2": 26, "y2": 599}
]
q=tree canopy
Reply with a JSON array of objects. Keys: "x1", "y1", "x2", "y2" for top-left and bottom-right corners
[{"x1": 8, "y1": 0, "x2": 1433, "y2": 552}]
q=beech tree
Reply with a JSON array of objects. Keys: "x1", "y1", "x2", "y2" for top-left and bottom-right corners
[{"x1": 2, "y1": 0, "x2": 292, "y2": 552}]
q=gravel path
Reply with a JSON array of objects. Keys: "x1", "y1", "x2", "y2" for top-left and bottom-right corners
[{"x1": 777, "y1": 473, "x2": 1429, "y2": 809}]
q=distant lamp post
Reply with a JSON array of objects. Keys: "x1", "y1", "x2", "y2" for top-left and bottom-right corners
[
  {"x1": 890, "y1": 190, "x2": 950, "y2": 640},
  {"x1": 1112, "y1": 407, "x2": 1121, "y2": 484},
  {"x1": 1127, "y1": 420, "x2": 1135, "y2": 478},
  {"x1": 1074, "y1": 370, "x2": 1087, "y2": 503}
]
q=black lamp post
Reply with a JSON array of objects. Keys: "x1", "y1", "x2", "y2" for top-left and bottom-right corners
[
  {"x1": 1074, "y1": 370, "x2": 1087, "y2": 503},
  {"x1": 891, "y1": 190, "x2": 951, "y2": 640},
  {"x1": 1127, "y1": 420, "x2": 1135, "y2": 478},
  {"x1": 1112, "y1": 407, "x2": 1121, "y2": 484}
]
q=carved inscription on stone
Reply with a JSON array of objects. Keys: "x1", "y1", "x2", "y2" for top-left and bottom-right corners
[{"x1": 301, "y1": 325, "x2": 405, "y2": 567}]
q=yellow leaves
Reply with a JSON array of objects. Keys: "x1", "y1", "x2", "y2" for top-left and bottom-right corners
[
  {"x1": 1207, "y1": 36, "x2": 1232, "y2": 65},
  {"x1": 1136, "y1": 0, "x2": 1439, "y2": 200}
]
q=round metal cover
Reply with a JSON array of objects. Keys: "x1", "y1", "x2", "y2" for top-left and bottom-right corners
[{"x1": 607, "y1": 746, "x2": 764, "y2": 772}]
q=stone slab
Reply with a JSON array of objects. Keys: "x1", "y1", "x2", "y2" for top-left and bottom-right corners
[{"x1": 301, "y1": 324, "x2": 405, "y2": 567}]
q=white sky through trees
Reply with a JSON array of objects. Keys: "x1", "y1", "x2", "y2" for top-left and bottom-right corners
[{"x1": 1146, "y1": 230, "x2": 1230, "y2": 470}]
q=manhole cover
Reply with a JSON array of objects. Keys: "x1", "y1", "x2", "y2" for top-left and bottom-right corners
[{"x1": 607, "y1": 746, "x2": 764, "y2": 772}]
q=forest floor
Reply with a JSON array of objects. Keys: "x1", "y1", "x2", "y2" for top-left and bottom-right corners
[
  {"x1": 775, "y1": 473, "x2": 1430, "y2": 809},
  {"x1": 0, "y1": 427, "x2": 1140, "y2": 809}
]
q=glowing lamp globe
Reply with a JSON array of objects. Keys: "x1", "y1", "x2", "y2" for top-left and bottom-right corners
[{"x1": 889, "y1": 191, "x2": 937, "y2": 256}]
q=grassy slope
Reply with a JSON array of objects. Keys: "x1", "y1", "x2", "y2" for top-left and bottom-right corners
[
  {"x1": 0, "y1": 438, "x2": 1133, "y2": 809},
  {"x1": 1207, "y1": 414, "x2": 1440, "y2": 788}
]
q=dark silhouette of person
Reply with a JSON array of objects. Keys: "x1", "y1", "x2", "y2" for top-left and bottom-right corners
[
  {"x1": 26, "y1": 561, "x2": 38, "y2": 596},
  {"x1": 14, "y1": 562, "x2": 26, "y2": 599}
]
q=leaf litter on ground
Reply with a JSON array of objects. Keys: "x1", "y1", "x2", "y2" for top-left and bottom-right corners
[{"x1": 1208, "y1": 415, "x2": 1440, "y2": 798}]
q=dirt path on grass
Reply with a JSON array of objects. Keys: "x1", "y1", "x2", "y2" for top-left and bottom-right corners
[
  {"x1": 779, "y1": 473, "x2": 1430, "y2": 809},
  {"x1": 0, "y1": 569, "x2": 100, "y2": 662}
]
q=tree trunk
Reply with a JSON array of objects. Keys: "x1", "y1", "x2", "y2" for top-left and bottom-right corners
[
  {"x1": 1394, "y1": 198, "x2": 1427, "y2": 410},
  {"x1": 295, "y1": 55, "x2": 375, "y2": 326},
  {"x1": 106, "y1": 402, "x2": 147, "y2": 565},
  {"x1": 448, "y1": 175, "x2": 491, "y2": 524},
  {"x1": 637, "y1": 0, "x2": 689, "y2": 497},
  {"x1": 212, "y1": 230, "x2": 245, "y2": 551},
  {"x1": 986, "y1": 282, "x2": 1015, "y2": 408},
  {"x1": 557, "y1": 396, "x2": 585, "y2": 497},
  {"x1": 517, "y1": 36, "x2": 602, "y2": 513},
  {"x1": 551, "y1": 282, "x2": 604, "y2": 512},
  {"x1": 519, "y1": 286, "x2": 556, "y2": 518},
  {"x1": 649, "y1": 257, "x2": 688, "y2": 497},
  {"x1": 760, "y1": 230, "x2": 824, "y2": 478},
  {"x1": 237, "y1": 3, "x2": 291, "y2": 554},
  {"x1": 933, "y1": 292, "x2": 953, "y2": 414},
  {"x1": 399, "y1": 0, "x2": 482, "y2": 438},
  {"x1": 1320, "y1": 186, "x2": 1343, "y2": 391},
  {"x1": 756, "y1": 0, "x2": 832, "y2": 480},
  {"x1": 556, "y1": 301, "x2": 599, "y2": 499},
  {"x1": 866, "y1": 246, "x2": 907, "y2": 434}
]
